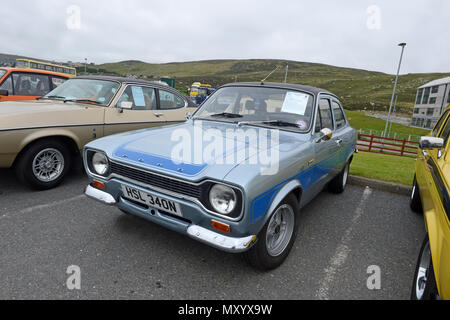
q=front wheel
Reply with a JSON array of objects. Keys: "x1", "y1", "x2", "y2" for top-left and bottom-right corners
[
  {"x1": 15, "y1": 140, "x2": 72, "y2": 190},
  {"x1": 411, "y1": 236, "x2": 438, "y2": 300},
  {"x1": 244, "y1": 193, "x2": 299, "y2": 271}
]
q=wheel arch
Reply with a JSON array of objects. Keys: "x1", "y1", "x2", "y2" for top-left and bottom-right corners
[
  {"x1": 260, "y1": 179, "x2": 303, "y2": 227},
  {"x1": 12, "y1": 133, "x2": 81, "y2": 168}
]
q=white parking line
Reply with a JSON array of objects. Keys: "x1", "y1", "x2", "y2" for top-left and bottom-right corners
[
  {"x1": 316, "y1": 186, "x2": 372, "y2": 300},
  {"x1": 0, "y1": 194, "x2": 85, "y2": 219}
]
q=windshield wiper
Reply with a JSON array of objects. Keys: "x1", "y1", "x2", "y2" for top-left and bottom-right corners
[
  {"x1": 209, "y1": 112, "x2": 243, "y2": 118},
  {"x1": 38, "y1": 95, "x2": 66, "y2": 100},
  {"x1": 63, "y1": 99, "x2": 102, "y2": 105},
  {"x1": 238, "y1": 120, "x2": 301, "y2": 128}
]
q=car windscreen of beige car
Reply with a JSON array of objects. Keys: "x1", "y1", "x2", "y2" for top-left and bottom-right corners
[{"x1": 0, "y1": 76, "x2": 197, "y2": 190}]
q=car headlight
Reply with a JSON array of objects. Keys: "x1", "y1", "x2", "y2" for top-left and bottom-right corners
[
  {"x1": 92, "y1": 152, "x2": 109, "y2": 176},
  {"x1": 209, "y1": 184, "x2": 237, "y2": 215}
]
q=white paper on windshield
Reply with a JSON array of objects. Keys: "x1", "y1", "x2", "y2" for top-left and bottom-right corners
[
  {"x1": 131, "y1": 86, "x2": 146, "y2": 107},
  {"x1": 281, "y1": 92, "x2": 309, "y2": 115}
]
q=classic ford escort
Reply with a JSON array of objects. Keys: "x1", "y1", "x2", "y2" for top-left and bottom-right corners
[{"x1": 84, "y1": 82, "x2": 357, "y2": 270}]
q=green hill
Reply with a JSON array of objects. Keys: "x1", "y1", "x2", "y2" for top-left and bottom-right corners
[{"x1": 98, "y1": 59, "x2": 450, "y2": 114}]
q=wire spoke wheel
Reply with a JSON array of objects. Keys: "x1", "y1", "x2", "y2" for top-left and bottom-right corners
[{"x1": 32, "y1": 148, "x2": 65, "y2": 182}]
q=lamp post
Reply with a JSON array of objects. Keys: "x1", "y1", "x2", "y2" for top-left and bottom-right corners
[
  {"x1": 84, "y1": 58, "x2": 87, "y2": 74},
  {"x1": 383, "y1": 43, "x2": 406, "y2": 139}
]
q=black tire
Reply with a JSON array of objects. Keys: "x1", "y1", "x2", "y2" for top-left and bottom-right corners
[
  {"x1": 15, "y1": 139, "x2": 72, "y2": 190},
  {"x1": 411, "y1": 236, "x2": 438, "y2": 300},
  {"x1": 244, "y1": 193, "x2": 299, "y2": 271},
  {"x1": 328, "y1": 161, "x2": 350, "y2": 194},
  {"x1": 410, "y1": 176, "x2": 423, "y2": 214}
]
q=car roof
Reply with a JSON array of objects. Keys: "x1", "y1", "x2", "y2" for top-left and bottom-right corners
[
  {"x1": 0, "y1": 67, "x2": 71, "y2": 78},
  {"x1": 220, "y1": 81, "x2": 335, "y2": 97},
  {"x1": 74, "y1": 75, "x2": 174, "y2": 90}
]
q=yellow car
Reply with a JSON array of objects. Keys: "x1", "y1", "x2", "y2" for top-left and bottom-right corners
[{"x1": 410, "y1": 104, "x2": 450, "y2": 300}]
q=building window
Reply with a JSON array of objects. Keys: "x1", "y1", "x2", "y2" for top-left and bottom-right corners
[
  {"x1": 413, "y1": 108, "x2": 419, "y2": 114},
  {"x1": 431, "y1": 86, "x2": 439, "y2": 94},
  {"x1": 427, "y1": 108, "x2": 434, "y2": 116},
  {"x1": 416, "y1": 88, "x2": 423, "y2": 104},
  {"x1": 422, "y1": 87, "x2": 430, "y2": 104},
  {"x1": 429, "y1": 97, "x2": 437, "y2": 104},
  {"x1": 448, "y1": 90, "x2": 450, "y2": 103}
]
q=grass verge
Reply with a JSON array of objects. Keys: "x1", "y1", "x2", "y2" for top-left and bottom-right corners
[{"x1": 350, "y1": 151, "x2": 416, "y2": 186}]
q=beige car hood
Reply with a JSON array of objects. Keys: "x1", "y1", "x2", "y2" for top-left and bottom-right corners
[{"x1": 0, "y1": 100, "x2": 104, "y2": 130}]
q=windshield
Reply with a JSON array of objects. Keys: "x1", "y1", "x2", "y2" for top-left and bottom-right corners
[
  {"x1": 0, "y1": 69, "x2": 6, "y2": 79},
  {"x1": 43, "y1": 78, "x2": 120, "y2": 106},
  {"x1": 193, "y1": 86, "x2": 315, "y2": 131}
]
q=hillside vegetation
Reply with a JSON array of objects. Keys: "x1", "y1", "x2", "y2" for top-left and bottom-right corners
[{"x1": 98, "y1": 59, "x2": 450, "y2": 114}]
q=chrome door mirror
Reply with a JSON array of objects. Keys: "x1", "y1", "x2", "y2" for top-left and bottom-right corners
[
  {"x1": 316, "y1": 128, "x2": 333, "y2": 143},
  {"x1": 117, "y1": 101, "x2": 133, "y2": 113},
  {"x1": 419, "y1": 136, "x2": 444, "y2": 149}
]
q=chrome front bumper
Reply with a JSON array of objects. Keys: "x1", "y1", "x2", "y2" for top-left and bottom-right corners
[{"x1": 84, "y1": 185, "x2": 257, "y2": 253}]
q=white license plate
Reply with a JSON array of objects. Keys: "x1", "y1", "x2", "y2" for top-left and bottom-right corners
[{"x1": 121, "y1": 185, "x2": 183, "y2": 217}]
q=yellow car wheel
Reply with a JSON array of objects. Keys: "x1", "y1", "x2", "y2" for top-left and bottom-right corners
[{"x1": 411, "y1": 236, "x2": 438, "y2": 300}]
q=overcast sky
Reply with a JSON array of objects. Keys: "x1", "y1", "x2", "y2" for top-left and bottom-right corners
[{"x1": 1, "y1": 0, "x2": 449, "y2": 74}]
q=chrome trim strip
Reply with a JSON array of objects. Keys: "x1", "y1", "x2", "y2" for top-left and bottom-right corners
[
  {"x1": 187, "y1": 225, "x2": 256, "y2": 253},
  {"x1": 85, "y1": 185, "x2": 117, "y2": 205}
]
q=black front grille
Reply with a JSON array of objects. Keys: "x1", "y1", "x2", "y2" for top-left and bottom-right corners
[{"x1": 110, "y1": 162, "x2": 203, "y2": 199}]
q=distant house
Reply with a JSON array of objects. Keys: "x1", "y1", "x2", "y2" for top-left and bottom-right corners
[{"x1": 412, "y1": 77, "x2": 450, "y2": 128}]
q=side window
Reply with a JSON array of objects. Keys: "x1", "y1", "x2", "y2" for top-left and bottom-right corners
[
  {"x1": 12, "y1": 73, "x2": 51, "y2": 96},
  {"x1": 159, "y1": 90, "x2": 186, "y2": 110},
  {"x1": 117, "y1": 85, "x2": 157, "y2": 111},
  {"x1": 0, "y1": 75, "x2": 13, "y2": 94},
  {"x1": 332, "y1": 101, "x2": 346, "y2": 130},
  {"x1": 51, "y1": 77, "x2": 67, "y2": 89},
  {"x1": 432, "y1": 110, "x2": 450, "y2": 137},
  {"x1": 316, "y1": 98, "x2": 334, "y2": 132},
  {"x1": 438, "y1": 116, "x2": 450, "y2": 147}
]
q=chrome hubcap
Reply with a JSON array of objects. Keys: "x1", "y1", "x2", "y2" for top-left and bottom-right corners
[
  {"x1": 32, "y1": 148, "x2": 65, "y2": 182},
  {"x1": 415, "y1": 240, "x2": 431, "y2": 300},
  {"x1": 342, "y1": 164, "x2": 349, "y2": 188},
  {"x1": 411, "y1": 185, "x2": 416, "y2": 200},
  {"x1": 266, "y1": 204, "x2": 295, "y2": 257}
]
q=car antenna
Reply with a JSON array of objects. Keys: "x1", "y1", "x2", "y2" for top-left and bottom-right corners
[{"x1": 261, "y1": 66, "x2": 280, "y2": 85}]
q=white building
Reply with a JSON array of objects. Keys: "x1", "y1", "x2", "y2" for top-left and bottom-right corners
[{"x1": 412, "y1": 77, "x2": 450, "y2": 129}]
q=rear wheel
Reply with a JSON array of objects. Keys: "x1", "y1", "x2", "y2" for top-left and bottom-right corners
[
  {"x1": 15, "y1": 139, "x2": 72, "y2": 190},
  {"x1": 411, "y1": 236, "x2": 438, "y2": 300},
  {"x1": 410, "y1": 176, "x2": 423, "y2": 213},
  {"x1": 328, "y1": 161, "x2": 349, "y2": 194},
  {"x1": 244, "y1": 193, "x2": 299, "y2": 271}
]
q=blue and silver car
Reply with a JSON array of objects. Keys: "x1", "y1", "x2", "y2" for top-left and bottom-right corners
[{"x1": 83, "y1": 82, "x2": 357, "y2": 270}]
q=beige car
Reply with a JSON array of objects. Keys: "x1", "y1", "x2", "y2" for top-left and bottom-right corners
[{"x1": 0, "y1": 76, "x2": 197, "y2": 190}]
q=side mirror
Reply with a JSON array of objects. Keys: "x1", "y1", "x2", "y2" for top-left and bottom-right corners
[
  {"x1": 419, "y1": 136, "x2": 444, "y2": 149},
  {"x1": 316, "y1": 128, "x2": 333, "y2": 143},
  {"x1": 0, "y1": 89, "x2": 9, "y2": 96},
  {"x1": 117, "y1": 101, "x2": 133, "y2": 113}
]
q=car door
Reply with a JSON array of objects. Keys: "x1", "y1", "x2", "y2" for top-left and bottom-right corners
[
  {"x1": 311, "y1": 97, "x2": 339, "y2": 192},
  {"x1": 157, "y1": 88, "x2": 196, "y2": 124},
  {"x1": 330, "y1": 99, "x2": 352, "y2": 169},
  {"x1": 104, "y1": 84, "x2": 166, "y2": 136},
  {"x1": 417, "y1": 110, "x2": 450, "y2": 213},
  {"x1": 11, "y1": 72, "x2": 52, "y2": 101}
]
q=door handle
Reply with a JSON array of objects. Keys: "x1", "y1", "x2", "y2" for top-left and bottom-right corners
[
  {"x1": 422, "y1": 150, "x2": 428, "y2": 157},
  {"x1": 335, "y1": 139, "x2": 343, "y2": 146},
  {"x1": 154, "y1": 113, "x2": 164, "y2": 118}
]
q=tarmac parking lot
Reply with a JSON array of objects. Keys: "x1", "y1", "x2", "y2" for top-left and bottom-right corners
[{"x1": 0, "y1": 168, "x2": 425, "y2": 300}]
